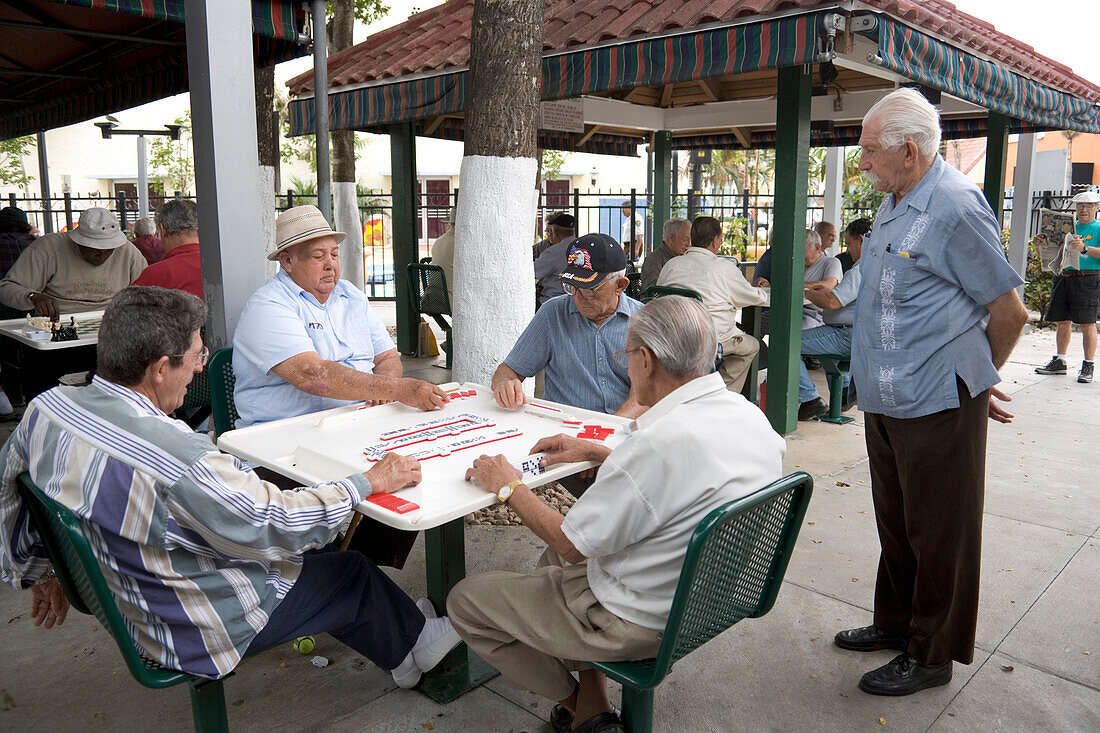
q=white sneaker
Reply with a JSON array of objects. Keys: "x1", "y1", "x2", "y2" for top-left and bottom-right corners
[
  {"x1": 416, "y1": 597, "x2": 437, "y2": 619},
  {"x1": 411, "y1": 616, "x2": 462, "y2": 674},
  {"x1": 391, "y1": 598, "x2": 443, "y2": 689}
]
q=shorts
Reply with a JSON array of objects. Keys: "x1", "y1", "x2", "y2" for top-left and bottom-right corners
[{"x1": 1045, "y1": 272, "x2": 1099, "y2": 324}]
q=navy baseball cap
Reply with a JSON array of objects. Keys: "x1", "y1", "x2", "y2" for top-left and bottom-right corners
[{"x1": 559, "y1": 233, "x2": 628, "y2": 289}]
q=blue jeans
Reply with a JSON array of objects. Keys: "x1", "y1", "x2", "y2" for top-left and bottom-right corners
[
  {"x1": 245, "y1": 546, "x2": 425, "y2": 670},
  {"x1": 799, "y1": 324, "x2": 852, "y2": 403}
]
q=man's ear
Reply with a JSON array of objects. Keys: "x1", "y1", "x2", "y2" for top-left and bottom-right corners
[
  {"x1": 147, "y1": 355, "x2": 171, "y2": 385},
  {"x1": 904, "y1": 140, "x2": 921, "y2": 167}
]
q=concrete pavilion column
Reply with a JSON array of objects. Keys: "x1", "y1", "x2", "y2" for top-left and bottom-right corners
[
  {"x1": 1008, "y1": 132, "x2": 1038, "y2": 294},
  {"x1": 823, "y1": 146, "x2": 845, "y2": 254},
  {"x1": 184, "y1": 0, "x2": 266, "y2": 349},
  {"x1": 766, "y1": 64, "x2": 812, "y2": 435},
  {"x1": 983, "y1": 112, "x2": 1011, "y2": 224}
]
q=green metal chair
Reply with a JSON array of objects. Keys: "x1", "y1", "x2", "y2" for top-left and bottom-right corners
[
  {"x1": 207, "y1": 347, "x2": 238, "y2": 438},
  {"x1": 179, "y1": 365, "x2": 212, "y2": 429},
  {"x1": 15, "y1": 472, "x2": 229, "y2": 733},
  {"x1": 642, "y1": 285, "x2": 703, "y2": 303},
  {"x1": 406, "y1": 263, "x2": 453, "y2": 368},
  {"x1": 591, "y1": 472, "x2": 814, "y2": 733},
  {"x1": 624, "y1": 272, "x2": 642, "y2": 300}
]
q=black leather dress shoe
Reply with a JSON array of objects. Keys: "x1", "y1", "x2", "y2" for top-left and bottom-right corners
[
  {"x1": 798, "y1": 397, "x2": 829, "y2": 421},
  {"x1": 859, "y1": 653, "x2": 952, "y2": 696},
  {"x1": 834, "y1": 625, "x2": 908, "y2": 652}
]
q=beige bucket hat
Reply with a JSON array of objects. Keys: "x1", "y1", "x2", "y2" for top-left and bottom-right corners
[
  {"x1": 69, "y1": 207, "x2": 129, "y2": 250},
  {"x1": 268, "y1": 205, "x2": 347, "y2": 261}
]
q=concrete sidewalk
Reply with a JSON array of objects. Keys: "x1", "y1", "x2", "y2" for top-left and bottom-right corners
[{"x1": 1, "y1": 324, "x2": 1097, "y2": 732}]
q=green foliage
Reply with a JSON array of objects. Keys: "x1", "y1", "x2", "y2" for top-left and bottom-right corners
[
  {"x1": 541, "y1": 149, "x2": 566, "y2": 183},
  {"x1": 720, "y1": 216, "x2": 751, "y2": 260},
  {"x1": 844, "y1": 177, "x2": 885, "y2": 214},
  {"x1": 356, "y1": 184, "x2": 388, "y2": 215},
  {"x1": 148, "y1": 112, "x2": 194, "y2": 194},
  {"x1": 1024, "y1": 234, "x2": 1053, "y2": 322},
  {"x1": 0, "y1": 135, "x2": 35, "y2": 188},
  {"x1": 289, "y1": 177, "x2": 318, "y2": 195},
  {"x1": 326, "y1": 0, "x2": 390, "y2": 24}
]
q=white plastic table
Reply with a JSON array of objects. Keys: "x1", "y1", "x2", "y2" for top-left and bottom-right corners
[{"x1": 0, "y1": 310, "x2": 103, "y2": 401}]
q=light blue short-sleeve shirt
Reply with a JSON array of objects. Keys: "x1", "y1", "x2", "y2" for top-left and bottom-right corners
[
  {"x1": 823, "y1": 261, "x2": 861, "y2": 327},
  {"x1": 232, "y1": 270, "x2": 396, "y2": 427},
  {"x1": 504, "y1": 293, "x2": 643, "y2": 414},
  {"x1": 852, "y1": 156, "x2": 1023, "y2": 419}
]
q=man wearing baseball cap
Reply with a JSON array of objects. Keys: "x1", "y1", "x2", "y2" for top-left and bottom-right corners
[
  {"x1": 1035, "y1": 190, "x2": 1100, "y2": 383},
  {"x1": 492, "y1": 233, "x2": 644, "y2": 424},
  {"x1": 233, "y1": 205, "x2": 448, "y2": 428},
  {"x1": 532, "y1": 212, "x2": 577, "y2": 307},
  {"x1": 0, "y1": 206, "x2": 146, "y2": 318}
]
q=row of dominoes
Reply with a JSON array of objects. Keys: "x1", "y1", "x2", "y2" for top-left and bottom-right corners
[{"x1": 365, "y1": 427, "x2": 524, "y2": 462}]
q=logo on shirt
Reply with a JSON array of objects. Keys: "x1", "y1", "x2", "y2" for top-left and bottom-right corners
[{"x1": 307, "y1": 322, "x2": 324, "y2": 330}]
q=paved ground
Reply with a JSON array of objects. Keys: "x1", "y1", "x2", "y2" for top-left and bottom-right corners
[{"x1": 0, "y1": 318, "x2": 1097, "y2": 732}]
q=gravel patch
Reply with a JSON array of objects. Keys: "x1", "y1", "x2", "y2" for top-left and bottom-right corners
[{"x1": 465, "y1": 481, "x2": 575, "y2": 526}]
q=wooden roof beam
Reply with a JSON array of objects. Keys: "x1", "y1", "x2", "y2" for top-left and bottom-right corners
[
  {"x1": 576, "y1": 124, "x2": 603, "y2": 147},
  {"x1": 659, "y1": 84, "x2": 674, "y2": 108},
  {"x1": 423, "y1": 115, "x2": 446, "y2": 135},
  {"x1": 696, "y1": 78, "x2": 722, "y2": 102},
  {"x1": 732, "y1": 127, "x2": 752, "y2": 148}
]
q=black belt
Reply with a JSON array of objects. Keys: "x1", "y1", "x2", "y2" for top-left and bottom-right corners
[{"x1": 1062, "y1": 269, "x2": 1099, "y2": 277}]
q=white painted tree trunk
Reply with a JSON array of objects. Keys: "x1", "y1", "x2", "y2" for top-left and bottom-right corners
[
  {"x1": 452, "y1": 155, "x2": 538, "y2": 387},
  {"x1": 333, "y1": 181, "x2": 364, "y2": 288}
]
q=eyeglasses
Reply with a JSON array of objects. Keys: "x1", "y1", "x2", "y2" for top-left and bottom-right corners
[
  {"x1": 172, "y1": 346, "x2": 209, "y2": 367},
  {"x1": 612, "y1": 346, "x2": 640, "y2": 367},
  {"x1": 562, "y1": 277, "x2": 614, "y2": 298}
]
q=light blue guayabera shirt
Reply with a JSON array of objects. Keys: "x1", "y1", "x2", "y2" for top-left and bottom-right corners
[
  {"x1": 504, "y1": 293, "x2": 643, "y2": 414},
  {"x1": 851, "y1": 155, "x2": 1023, "y2": 419},
  {"x1": 233, "y1": 269, "x2": 396, "y2": 427},
  {"x1": 823, "y1": 260, "x2": 861, "y2": 327}
]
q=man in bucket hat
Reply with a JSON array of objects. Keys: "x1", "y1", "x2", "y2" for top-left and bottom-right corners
[
  {"x1": 1034, "y1": 190, "x2": 1100, "y2": 383},
  {"x1": 0, "y1": 206, "x2": 146, "y2": 317}
]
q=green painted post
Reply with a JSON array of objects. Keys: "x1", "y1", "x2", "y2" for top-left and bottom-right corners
[
  {"x1": 766, "y1": 65, "x2": 812, "y2": 435},
  {"x1": 983, "y1": 111, "x2": 1011, "y2": 223},
  {"x1": 651, "y1": 130, "x2": 672, "y2": 254},
  {"x1": 389, "y1": 122, "x2": 419, "y2": 354}
]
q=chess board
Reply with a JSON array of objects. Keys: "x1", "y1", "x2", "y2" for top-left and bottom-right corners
[
  {"x1": 72, "y1": 317, "x2": 101, "y2": 336},
  {"x1": 217, "y1": 383, "x2": 630, "y2": 530}
]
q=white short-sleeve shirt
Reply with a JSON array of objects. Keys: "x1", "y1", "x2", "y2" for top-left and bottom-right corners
[
  {"x1": 561, "y1": 372, "x2": 785, "y2": 630},
  {"x1": 232, "y1": 269, "x2": 395, "y2": 427}
]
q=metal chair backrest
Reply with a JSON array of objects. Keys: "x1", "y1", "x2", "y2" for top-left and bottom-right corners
[
  {"x1": 16, "y1": 472, "x2": 188, "y2": 688},
  {"x1": 406, "y1": 263, "x2": 451, "y2": 317},
  {"x1": 643, "y1": 285, "x2": 704, "y2": 303},
  {"x1": 180, "y1": 366, "x2": 210, "y2": 412},
  {"x1": 207, "y1": 347, "x2": 238, "y2": 438},
  {"x1": 625, "y1": 272, "x2": 642, "y2": 300}
]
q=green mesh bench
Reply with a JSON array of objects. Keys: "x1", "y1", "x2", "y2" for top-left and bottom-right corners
[
  {"x1": 813, "y1": 354, "x2": 854, "y2": 425},
  {"x1": 208, "y1": 347, "x2": 239, "y2": 438},
  {"x1": 16, "y1": 472, "x2": 230, "y2": 733},
  {"x1": 590, "y1": 471, "x2": 813, "y2": 733},
  {"x1": 406, "y1": 263, "x2": 453, "y2": 368}
]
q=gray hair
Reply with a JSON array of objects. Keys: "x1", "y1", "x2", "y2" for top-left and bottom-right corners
[
  {"x1": 813, "y1": 221, "x2": 835, "y2": 237},
  {"x1": 98, "y1": 286, "x2": 206, "y2": 386},
  {"x1": 628, "y1": 295, "x2": 716, "y2": 379},
  {"x1": 662, "y1": 217, "x2": 689, "y2": 242},
  {"x1": 805, "y1": 229, "x2": 821, "y2": 249},
  {"x1": 154, "y1": 198, "x2": 199, "y2": 236},
  {"x1": 133, "y1": 217, "x2": 157, "y2": 237},
  {"x1": 864, "y1": 87, "x2": 941, "y2": 160}
]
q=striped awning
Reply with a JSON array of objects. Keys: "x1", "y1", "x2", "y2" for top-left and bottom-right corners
[
  {"x1": 868, "y1": 14, "x2": 1100, "y2": 134},
  {"x1": 50, "y1": 0, "x2": 303, "y2": 41},
  {"x1": 288, "y1": 13, "x2": 821, "y2": 137},
  {"x1": 425, "y1": 117, "x2": 642, "y2": 157}
]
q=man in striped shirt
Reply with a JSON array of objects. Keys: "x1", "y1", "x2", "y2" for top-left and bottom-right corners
[{"x1": 0, "y1": 286, "x2": 460, "y2": 688}]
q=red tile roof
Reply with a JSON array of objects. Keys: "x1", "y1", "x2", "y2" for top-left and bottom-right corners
[{"x1": 288, "y1": 0, "x2": 1100, "y2": 102}]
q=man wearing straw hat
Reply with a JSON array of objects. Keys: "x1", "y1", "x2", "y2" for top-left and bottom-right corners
[{"x1": 233, "y1": 205, "x2": 448, "y2": 429}]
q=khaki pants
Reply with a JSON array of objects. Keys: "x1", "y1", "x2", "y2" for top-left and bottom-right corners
[
  {"x1": 446, "y1": 548, "x2": 663, "y2": 700},
  {"x1": 718, "y1": 333, "x2": 760, "y2": 392}
]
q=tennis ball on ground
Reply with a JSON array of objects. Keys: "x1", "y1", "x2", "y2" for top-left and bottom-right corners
[{"x1": 293, "y1": 635, "x2": 315, "y2": 654}]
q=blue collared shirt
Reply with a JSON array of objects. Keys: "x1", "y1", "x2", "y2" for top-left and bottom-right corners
[
  {"x1": 851, "y1": 156, "x2": 1023, "y2": 418},
  {"x1": 233, "y1": 270, "x2": 396, "y2": 427},
  {"x1": 823, "y1": 261, "x2": 861, "y2": 327},
  {"x1": 504, "y1": 293, "x2": 643, "y2": 413}
]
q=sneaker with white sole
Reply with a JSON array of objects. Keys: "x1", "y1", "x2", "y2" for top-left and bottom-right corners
[
  {"x1": 411, "y1": 616, "x2": 463, "y2": 673},
  {"x1": 1079, "y1": 361, "x2": 1094, "y2": 383},
  {"x1": 391, "y1": 598, "x2": 442, "y2": 689},
  {"x1": 1035, "y1": 357, "x2": 1068, "y2": 375}
]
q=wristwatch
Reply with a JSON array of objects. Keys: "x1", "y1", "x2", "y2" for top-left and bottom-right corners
[{"x1": 497, "y1": 479, "x2": 523, "y2": 503}]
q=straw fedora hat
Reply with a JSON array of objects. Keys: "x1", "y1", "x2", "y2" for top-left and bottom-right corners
[{"x1": 268, "y1": 205, "x2": 347, "y2": 261}]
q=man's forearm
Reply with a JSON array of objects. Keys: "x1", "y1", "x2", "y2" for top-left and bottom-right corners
[
  {"x1": 986, "y1": 290, "x2": 1028, "y2": 370},
  {"x1": 372, "y1": 349, "x2": 404, "y2": 378},
  {"x1": 507, "y1": 484, "x2": 584, "y2": 563},
  {"x1": 804, "y1": 289, "x2": 841, "y2": 310},
  {"x1": 275, "y1": 356, "x2": 408, "y2": 403},
  {"x1": 491, "y1": 362, "x2": 524, "y2": 390}
]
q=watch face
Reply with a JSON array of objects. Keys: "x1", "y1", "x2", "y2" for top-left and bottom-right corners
[{"x1": 498, "y1": 484, "x2": 514, "y2": 501}]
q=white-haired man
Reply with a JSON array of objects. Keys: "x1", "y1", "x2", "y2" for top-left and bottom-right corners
[
  {"x1": 639, "y1": 217, "x2": 690, "y2": 293},
  {"x1": 1034, "y1": 190, "x2": 1100, "y2": 383},
  {"x1": 449, "y1": 296, "x2": 784, "y2": 733},
  {"x1": 834, "y1": 88, "x2": 1027, "y2": 696}
]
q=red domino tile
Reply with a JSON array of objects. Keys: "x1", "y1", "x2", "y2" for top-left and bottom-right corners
[{"x1": 365, "y1": 494, "x2": 420, "y2": 513}]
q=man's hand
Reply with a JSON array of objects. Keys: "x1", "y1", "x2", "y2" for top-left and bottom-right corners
[
  {"x1": 30, "y1": 293, "x2": 60, "y2": 320},
  {"x1": 465, "y1": 454, "x2": 521, "y2": 494},
  {"x1": 364, "y1": 452, "x2": 422, "y2": 494},
  {"x1": 988, "y1": 386, "x2": 1015, "y2": 424},
  {"x1": 396, "y1": 378, "x2": 448, "y2": 411},
  {"x1": 492, "y1": 378, "x2": 527, "y2": 409},
  {"x1": 530, "y1": 434, "x2": 610, "y2": 468},
  {"x1": 752, "y1": 277, "x2": 770, "y2": 288},
  {"x1": 1070, "y1": 235, "x2": 1087, "y2": 253},
  {"x1": 30, "y1": 578, "x2": 69, "y2": 629}
]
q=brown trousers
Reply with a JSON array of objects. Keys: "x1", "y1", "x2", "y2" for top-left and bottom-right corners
[
  {"x1": 865, "y1": 377, "x2": 988, "y2": 665},
  {"x1": 718, "y1": 333, "x2": 760, "y2": 392}
]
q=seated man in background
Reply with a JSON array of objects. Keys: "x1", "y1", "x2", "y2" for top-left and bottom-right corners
[
  {"x1": 131, "y1": 216, "x2": 164, "y2": 265},
  {"x1": 639, "y1": 217, "x2": 690, "y2": 294},
  {"x1": 0, "y1": 207, "x2": 146, "y2": 318},
  {"x1": 492, "y1": 233, "x2": 643, "y2": 419},
  {"x1": 132, "y1": 199, "x2": 204, "y2": 298},
  {"x1": 797, "y1": 228, "x2": 841, "y2": 330},
  {"x1": 836, "y1": 218, "x2": 872, "y2": 273},
  {"x1": 814, "y1": 220, "x2": 838, "y2": 257},
  {"x1": 797, "y1": 219, "x2": 866, "y2": 421},
  {"x1": 533, "y1": 212, "x2": 577, "y2": 308},
  {"x1": 0, "y1": 286, "x2": 461, "y2": 690},
  {"x1": 428, "y1": 206, "x2": 456, "y2": 306},
  {"x1": 657, "y1": 215, "x2": 768, "y2": 392},
  {"x1": 234, "y1": 204, "x2": 447, "y2": 428},
  {"x1": 450, "y1": 296, "x2": 785, "y2": 733}
]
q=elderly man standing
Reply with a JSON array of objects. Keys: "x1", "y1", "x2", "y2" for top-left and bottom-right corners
[
  {"x1": 639, "y1": 217, "x2": 690, "y2": 293},
  {"x1": 0, "y1": 287, "x2": 462, "y2": 690},
  {"x1": 834, "y1": 89, "x2": 1027, "y2": 696},
  {"x1": 449, "y1": 296, "x2": 784, "y2": 733},
  {"x1": 132, "y1": 199, "x2": 203, "y2": 298},
  {"x1": 0, "y1": 207, "x2": 145, "y2": 318},
  {"x1": 1034, "y1": 191, "x2": 1100, "y2": 383},
  {"x1": 657, "y1": 215, "x2": 768, "y2": 392},
  {"x1": 533, "y1": 212, "x2": 578, "y2": 307},
  {"x1": 234, "y1": 205, "x2": 447, "y2": 428},
  {"x1": 492, "y1": 233, "x2": 643, "y2": 419}
]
